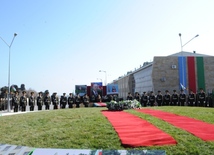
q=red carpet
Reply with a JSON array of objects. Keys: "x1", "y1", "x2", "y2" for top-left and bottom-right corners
[
  {"x1": 137, "y1": 109, "x2": 214, "y2": 141},
  {"x1": 101, "y1": 111, "x2": 177, "y2": 147}
]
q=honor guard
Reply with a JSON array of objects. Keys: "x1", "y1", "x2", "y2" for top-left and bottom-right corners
[
  {"x1": 83, "y1": 94, "x2": 90, "y2": 107},
  {"x1": 140, "y1": 92, "x2": 148, "y2": 107},
  {"x1": 197, "y1": 88, "x2": 206, "y2": 107},
  {"x1": 126, "y1": 92, "x2": 133, "y2": 100},
  {"x1": 68, "y1": 93, "x2": 75, "y2": 108},
  {"x1": 163, "y1": 90, "x2": 171, "y2": 106},
  {"x1": 20, "y1": 91, "x2": 27, "y2": 112},
  {"x1": 134, "y1": 92, "x2": 140, "y2": 102},
  {"x1": 188, "y1": 90, "x2": 195, "y2": 106},
  {"x1": 44, "y1": 92, "x2": 51, "y2": 110},
  {"x1": 52, "y1": 92, "x2": 59, "y2": 110},
  {"x1": 75, "y1": 94, "x2": 81, "y2": 108},
  {"x1": 29, "y1": 92, "x2": 35, "y2": 111},
  {"x1": 171, "y1": 90, "x2": 179, "y2": 106},
  {"x1": 179, "y1": 90, "x2": 186, "y2": 106},
  {"x1": 37, "y1": 92, "x2": 43, "y2": 110},
  {"x1": 156, "y1": 91, "x2": 163, "y2": 106},
  {"x1": 148, "y1": 91, "x2": 155, "y2": 106},
  {"x1": 12, "y1": 91, "x2": 20, "y2": 112},
  {"x1": 60, "y1": 93, "x2": 67, "y2": 109}
]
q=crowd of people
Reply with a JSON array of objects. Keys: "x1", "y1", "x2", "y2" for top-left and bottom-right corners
[
  {"x1": 0, "y1": 91, "x2": 92, "y2": 112},
  {"x1": 125, "y1": 88, "x2": 213, "y2": 107},
  {"x1": 0, "y1": 88, "x2": 213, "y2": 112}
]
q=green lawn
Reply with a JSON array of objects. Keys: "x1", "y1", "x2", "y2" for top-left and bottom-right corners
[{"x1": 0, "y1": 106, "x2": 214, "y2": 155}]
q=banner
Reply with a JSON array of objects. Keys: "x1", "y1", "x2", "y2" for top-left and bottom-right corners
[
  {"x1": 91, "y1": 82, "x2": 103, "y2": 97},
  {"x1": 75, "y1": 85, "x2": 87, "y2": 96},
  {"x1": 107, "y1": 84, "x2": 119, "y2": 95}
]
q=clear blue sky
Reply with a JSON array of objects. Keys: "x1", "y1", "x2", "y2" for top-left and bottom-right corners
[{"x1": 0, "y1": 0, "x2": 214, "y2": 95}]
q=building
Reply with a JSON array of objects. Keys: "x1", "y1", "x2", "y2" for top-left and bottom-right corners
[{"x1": 111, "y1": 51, "x2": 214, "y2": 99}]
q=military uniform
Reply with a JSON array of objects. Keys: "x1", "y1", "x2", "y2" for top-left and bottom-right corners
[
  {"x1": 156, "y1": 91, "x2": 163, "y2": 106},
  {"x1": 188, "y1": 91, "x2": 195, "y2": 106},
  {"x1": 148, "y1": 91, "x2": 155, "y2": 106},
  {"x1": 29, "y1": 92, "x2": 35, "y2": 111},
  {"x1": 37, "y1": 92, "x2": 43, "y2": 110},
  {"x1": 163, "y1": 90, "x2": 171, "y2": 106},
  {"x1": 179, "y1": 90, "x2": 186, "y2": 106},
  {"x1": 171, "y1": 90, "x2": 179, "y2": 106},
  {"x1": 12, "y1": 92, "x2": 19, "y2": 112},
  {"x1": 20, "y1": 91, "x2": 27, "y2": 112},
  {"x1": 134, "y1": 92, "x2": 140, "y2": 102},
  {"x1": 197, "y1": 89, "x2": 206, "y2": 107},
  {"x1": 75, "y1": 95, "x2": 81, "y2": 108},
  {"x1": 83, "y1": 95, "x2": 90, "y2": 107},
  {"x1": 126, "y1": 93, "x2": 133, "y2": 100},
  {"x1": 44, "y1": 93, "x2": 51, "y2": 110},
  {"x1": 68, "y1": 93, "x2": 75, "y2": 108},
  {"x1": 52, "y1": 93, "x2": 59, "y2": 110},
  {"x1": 60, "y1": 93, "x2": 67, "y2": 109},
  {"x1": 140, "y1": 92, "x2": 148, "y2": 107}
]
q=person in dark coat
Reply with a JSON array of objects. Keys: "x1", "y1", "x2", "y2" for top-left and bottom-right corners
[
  {"x1": 20, "y1": 91, "x2": 27, "y2": 112},
  {"x1": 171, "y1": 90, "x2": 179, "y2": 106},
  {"x1": 60, "y1": 93, "x2": 67, "y2": 109},
  {"x1": 37, "y1": 92, "x2": 43, "y2": 110},
  {"x1": 12, "y1": 91, "x2": 19, "y2": 112},
  {"x1": 44, "y1": 92, "x2": 51, "y2": 110},
  {"x1": 156, "y1": 90, "x2": 163, "y2": 106},
  {"x1": 29, "y1": 92, "x2": 35, "y2": 111},
  {"x1": 68, "y1": 93, "x2": 75, "y2": 108}
]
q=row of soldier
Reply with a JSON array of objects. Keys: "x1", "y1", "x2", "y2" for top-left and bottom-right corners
[
  {"x1": 126, "y1": 88, "x2": 212, "y2": 107},
  {"x1": 0, "y1": 91, "x2": 91, "y2": 112}
]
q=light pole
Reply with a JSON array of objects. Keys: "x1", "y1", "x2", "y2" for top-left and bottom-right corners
[
  {"x1": 0, "y1": 33, "x2": 17, "y2": 112},
  {"x1": 179, "y1": 33, "x2": 199, "y2": 52},
  {"x1": 97, "y1": 78, "x2": 102, "y2": 83},
  {"x1": 99, "y1": 70, "x2": 107, "y2": 86}
]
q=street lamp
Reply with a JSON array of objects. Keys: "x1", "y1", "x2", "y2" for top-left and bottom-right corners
[
  {"x1": 99, "y1": 70, "x2": 107, "y2": 86},
  {"x1": 179, "y1": 33, "x2": 199, "y2": 52},
  {"x1": 0, "y1": 33, "x2": 17, "y2": 112},
  {"x1": 97, "y1": 78, "x2": 102, "y2": 82}
]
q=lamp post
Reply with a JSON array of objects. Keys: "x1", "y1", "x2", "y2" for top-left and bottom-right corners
[
  {"x1": 179, "y1": 33, "x2": 199, "y2": 52},
  {"x1": 99, "y1": 70, "x2": 107, "y2": 86},
  {"x1": 0, "y1": 33, "x2": 17, "y2": 112},
  {"x1": 97, "y1": 78, "x2": 102, "y2": 82}
]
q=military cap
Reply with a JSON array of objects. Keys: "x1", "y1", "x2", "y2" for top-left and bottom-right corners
[{"x1": 165, "y1": 90, "x2": 169, "y2": 92}]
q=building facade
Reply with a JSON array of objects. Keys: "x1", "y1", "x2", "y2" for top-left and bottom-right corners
[{"x1": 111, "y1": 51, "x2": 214, "y2": 99}]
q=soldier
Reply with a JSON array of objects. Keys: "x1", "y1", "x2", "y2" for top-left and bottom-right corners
[
  {"x1": 171, "y1": 90, "x2": 179, "y2": 106},
  {"x1": 52, "y1": 92, "x2": 59, "y2": 110},
  {"x1": 134, "y1": 92, "x2": 140, "y2": 102},
  {"x1": 188, "y1": 90, "x2": 195, "y2": 106},
  {"x1": 60, "y1": 93, "x2": 67, "y2": 109},
  {"x1": 68, "y1": 93, "x2": 75, "y2": 108},
  {"x1": 179, "y1": 89, "x2": 186, "y2": 106},
  {"x1": 75, "y1": 94, "x2": 81, "y2": 108},
  {"x1": 44, "y1": 92, "x2": 51, "y2": 110},
  {"x1": 20, "y1": 91, "x2": 27, "y2": 112},
  {"x1": 83, "y1": 94, "x2": 90, "y2": 107},
  {"x1": 163, "y1": 90, "x2": 171, "y2": 106},
  {"x1": 37, "y1": 92, "x2": 43, "y2": 110},
  {"x1": 148, "y1": 91, "x2": 156, "y2": 106},
  {"x1": 140, "y1": 92, "x2": 148, "y2": 107},
  {"x1": 197, "y1": 88, "x2": 206, "y2": 107},
  {"x1": 12, "y1": 91, "x2": 20, "y2": 112},
  {"x1": 29, "y1": 92, "x2": 35, "y2": 111},
  {"x1": 126, "y1": 92, "x2": 133, "y2": 100},
  {"x1": 156, "y1": 90, "x2": 163, "y2": 106}
]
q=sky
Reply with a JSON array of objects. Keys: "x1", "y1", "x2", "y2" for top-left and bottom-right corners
[{"x1": 0, "y1": 0, "x2": 214, "y2": 95}]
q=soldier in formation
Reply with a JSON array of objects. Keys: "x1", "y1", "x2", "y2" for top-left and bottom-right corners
[
  {"x1": 60, "y1": 93, "x2": 67, "y2": 109},
  {"x1": 44, "y1": 92, "x2": 51, "y2": 110},
  {"x1": 29, "y1": 92, "x2": 35, "y2": 111},
  {"x1": 20, "y1": 91, "x2": 27, "y2": 112}
]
